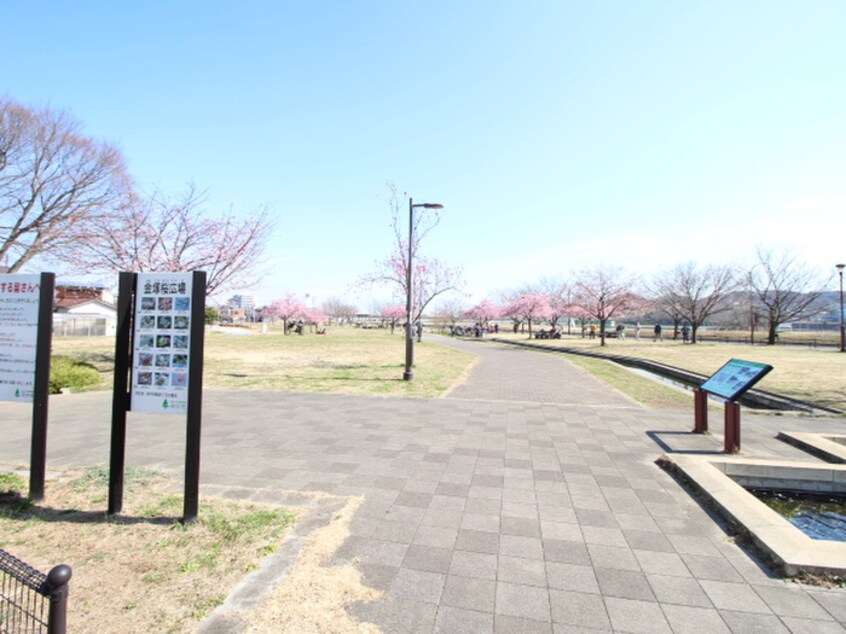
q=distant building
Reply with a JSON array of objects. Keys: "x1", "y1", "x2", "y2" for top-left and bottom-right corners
[
  {"x1": 219, "y1": 306, "x2": 247, "y2": 323},
  {"x1": 228, "y1": 294, "x2": 256, "y2": 321},
  {"x1": 53, "y1": 281, "x2": 117, "y2": 336}
]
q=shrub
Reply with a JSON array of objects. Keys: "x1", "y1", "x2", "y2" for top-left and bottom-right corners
[{"x1": 50, "y1": 355, "x2": 101, "y2": 394}]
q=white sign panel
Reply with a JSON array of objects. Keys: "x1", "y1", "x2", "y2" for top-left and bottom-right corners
[
  {"x1": 131, "y1": 273, "x2": 193, "y2": 414},
  {"x1": 0, "y1": 275, "x2": 42, "y2": 402}
]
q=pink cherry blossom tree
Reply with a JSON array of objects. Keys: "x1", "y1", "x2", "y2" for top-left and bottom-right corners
[
  {"x1": 501, "y1": 292, "x2": 551, "y2": 338},
  {"x1": 381, "y1": 304, "x2": 406, "y2": 334},
  {"x1": 265, "y1": 292, "x2": 306, "y2": 335},
  {"x1": 462, "y1": 299, "x2": 500, "y2": 330},
  {"x1": 302, "y1": 306, "x2": 327, "y2": 329},
  {"x1": 542, "y1": 279, "x2": 574, "y2": 332},
  {"x1": 573, "y1": 267, "x2": 641, "y2": 346}
]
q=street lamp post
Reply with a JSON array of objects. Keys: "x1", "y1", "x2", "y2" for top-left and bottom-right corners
[
  {"x1": 837, "y1": 263, "x2": 845, "y2": 353},
  {"x1": 404, "y1": 198, "x2": 443, "y2": 381}
]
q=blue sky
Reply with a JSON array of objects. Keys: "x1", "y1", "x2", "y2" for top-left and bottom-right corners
[{"x1": 3, "y1": 1, "x2": 844, "y2": 309}]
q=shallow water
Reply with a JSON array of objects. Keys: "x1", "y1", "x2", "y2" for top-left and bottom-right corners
[{"x1": 749, "y1": 489, "x2": 846, "y2": 542}]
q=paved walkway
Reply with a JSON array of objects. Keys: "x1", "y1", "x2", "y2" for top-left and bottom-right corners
[
  {"x1": 435, "y1": 335, "x2": 639, "y2": 408},
  {"x1": 1, "y1": 340, "x2": 845, "y2": 633}
]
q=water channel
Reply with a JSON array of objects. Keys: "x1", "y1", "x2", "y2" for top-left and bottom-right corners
[{"x1": 749, "y1": 489, "x2": 846, "y2": 542}]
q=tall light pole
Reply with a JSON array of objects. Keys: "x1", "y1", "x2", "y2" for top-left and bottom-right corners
[
  {"x1": 404, "y1": 198, "x2": 443, "y2": 381},
  {"x1": 837, "y1": 263, "x2": 845, "y2": 353}
]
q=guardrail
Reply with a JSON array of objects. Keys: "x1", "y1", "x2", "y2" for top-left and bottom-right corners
[{"x1": 0, "y1": 549, "x2": 71, "y2": 634}]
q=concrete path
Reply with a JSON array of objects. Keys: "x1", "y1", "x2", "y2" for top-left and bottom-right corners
[
  {"x1": 1, "y1": 340, "x2": 845, "y2": 633},
  {"x1": 434, "y1": 334, "x2": 639, "y2": 408}
]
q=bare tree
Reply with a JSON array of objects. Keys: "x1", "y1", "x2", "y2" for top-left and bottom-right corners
[
  {"x1": 573, "y1": 267, "x2": 640, "y2": 346},
  {"x1": 432, "y1": 299, "x2": 465, "y2": 333},
  {"x1": 322, "y1": 297, "x2": 358, "y2": 326},
  {"x1": 0, "y1": 98, "x2": 129, "y2": 272},
  {"x1": 73, "y1": 185, "x2": 274, "y2": 296},
  {"x1": 748, "y1": 247, "x2": 829, "y2": 345},
  {"x1": 651, "y1": 293, "x2": 685, "y2": 340},
  {"x1": 360, "y1": 183, "x2": 462, "y2": 322},
  {"x1": 653, "y1": 262, "x2": 737, "y2": 343}
]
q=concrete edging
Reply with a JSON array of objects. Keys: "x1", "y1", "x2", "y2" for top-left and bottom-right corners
[{"x1": 658, "y1": 453, "x2": 846, "y2": 577}]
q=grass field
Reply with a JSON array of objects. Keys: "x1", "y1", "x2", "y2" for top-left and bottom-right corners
[
  {"x1": 51, "y1": 326, "x2": 476, "y2": 399},
  {"x1": 561, "y1": 354, "x2": 696, "y2": 410},
  {"x1": 492, "y1": 331, "x2": 846, "y2": 411},
  {"x1": 0, "y1": 469, "x2": 295, "y2": 634}
]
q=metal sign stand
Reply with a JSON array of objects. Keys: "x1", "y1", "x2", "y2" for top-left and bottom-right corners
[
  {"x1": 28, "y1": 273, "x2": 55, "y2": 501},
  {"x1": 108, "y1": 271, "x2": 206, "y2": 523},
  {"x1": 108, "y1": 272, "x2": 135, "y2": 515}
]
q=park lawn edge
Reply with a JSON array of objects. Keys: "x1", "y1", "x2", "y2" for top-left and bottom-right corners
[{"x1": 0, "y1": 467, "x2": 296, "y2": 634}]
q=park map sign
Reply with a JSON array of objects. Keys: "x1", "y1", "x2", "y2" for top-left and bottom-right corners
[
  {"x1": 699, "y1": 358, "x2": 773, "y2": 402},
  {"x1": 0, "y1": 274, "x2": 43, "y2": 402}
]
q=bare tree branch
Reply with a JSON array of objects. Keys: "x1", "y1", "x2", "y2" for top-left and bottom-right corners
[
  {"x1": 652, "y1": 262, "x2": 737, "y2": 343},
  {"x1": 360, "y1": 183, "x2": 462, "y2": 321},
  {"x1": 0, "y1": 98, "x2": 130, "y2": 271},
  {"x1": 748, "y1": 246, "x2": 829, "y2": 344},
  {"x1": 71, "y1": 185, "x2": 275, "y2": 296}
]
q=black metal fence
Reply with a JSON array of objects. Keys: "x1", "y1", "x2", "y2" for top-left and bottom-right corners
[{"x1": 0, "y1": 549, "x2": 71, "y2": 634}]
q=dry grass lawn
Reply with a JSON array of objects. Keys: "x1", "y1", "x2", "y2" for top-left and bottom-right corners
[
  {"x1": 493, "y1": 331, "x2": 846, "y2": 411},
  {"x1": 51, "y1": 326, "x2": 475, "y2": 398},
  {"x1": 0, "y1": 469, "x2": 297, "y2": 634}
]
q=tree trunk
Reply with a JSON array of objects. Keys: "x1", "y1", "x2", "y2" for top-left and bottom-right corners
[
  {"x1": 767, "y1": 322, "x2": 778, "y2": 345},
  {"x1": 599, "y1": 320, "x2": 607, "y2": 346}
]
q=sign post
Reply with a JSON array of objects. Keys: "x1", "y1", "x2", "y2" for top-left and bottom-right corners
[
  {"x1": 693, "y1": 389, "x2": 708, "y2": 433},
  {"x1": 108, "y1": 272, "x2": 135, "y2": 515},
  {"x1": 109, "y1": 271, "x2": 206, "y2": 522},
  {"x1": 0, "y1": 273, "x2": 55, "y2": 501},
  {"x1": 697, "y1": 359, "x2": 773, "y2": 454}
]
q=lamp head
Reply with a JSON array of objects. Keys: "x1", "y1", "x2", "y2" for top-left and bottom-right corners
[{"x1": 412, "y1": 202, "x2": 444, "y2": 210}]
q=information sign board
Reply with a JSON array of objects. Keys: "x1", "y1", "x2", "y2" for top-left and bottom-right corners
[
  {"x1": 699, "y1": 358, "x2": 773, "y2": 402},
  {"x1": 131, "y1": 272, "x2": 193, "y2": 414},
  {"x1": 0, "y1": 274, "x2": 43, "y2": 402}
]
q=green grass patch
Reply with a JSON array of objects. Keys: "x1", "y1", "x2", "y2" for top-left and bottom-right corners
[
  {"x1": 50, "y1": 354, "x2": 102, "y2": 394},
  {"x1": 564, "y1": 354, "x2": 694, "y2": 410}
]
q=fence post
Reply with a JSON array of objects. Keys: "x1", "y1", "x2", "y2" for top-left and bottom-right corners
[{"x1": 46, "y1": 564, "x2": 72, "y2": 634}]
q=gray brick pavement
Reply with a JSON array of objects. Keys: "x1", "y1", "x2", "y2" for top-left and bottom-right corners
[{"x1": 0, "y1": 338, "x2": 844, "y2": 633}]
